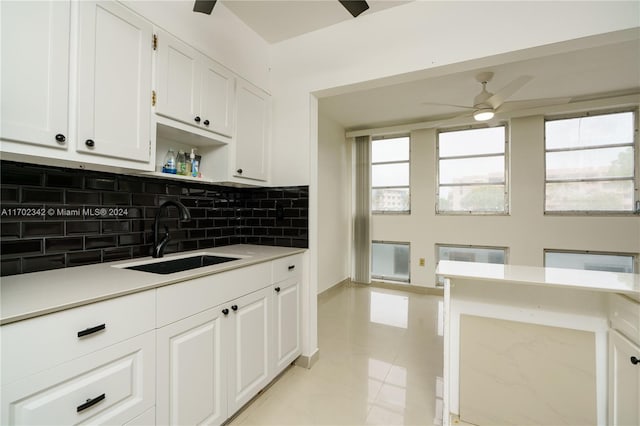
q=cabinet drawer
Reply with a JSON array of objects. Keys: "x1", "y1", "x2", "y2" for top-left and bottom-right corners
[
  {"x1": 1, "y1": 330, "x2": 155, "y2": 426},
  {"x1": 1, "y1": 290, "x2": 155, "y2": 385},
  {"x1": 156, "y1": 262, "x2": 271, "y2": 327},
  {"x1": 609, "y1": 294, "x2": 640, "y2": 345},
  {"x1": 272, "y1": 254, "x2": 302, "y2": 283}
]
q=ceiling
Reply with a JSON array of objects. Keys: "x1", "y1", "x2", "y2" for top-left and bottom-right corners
[
  {"x1": 222, "y1": 0, "x2": 411, "y2": 43},
  {"x1": 318, "y1": 38, "x2": 640, "y2": 131}
]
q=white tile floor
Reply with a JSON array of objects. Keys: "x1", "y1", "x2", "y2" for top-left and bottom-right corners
[{"x1": 230, "y1": 282, "x2": 444, "y2": 426}]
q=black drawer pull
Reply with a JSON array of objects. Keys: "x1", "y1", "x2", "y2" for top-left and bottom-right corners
[
  {"x1": 288, "y1": 265, "x2": 295, "y2": 271},
  {"x1": 631, "y1": 356, "x2": 640, "y2": 365},
  {"x1": 231, "y1": 305, "x2": 238, "y2": 311},
  {"x1": 77, "y1": 323, "x2": 106, "y2": 338},
  {"x1": 77, "y1": 393, "x2": 105, "y2": 412},
  {"x1": 222, "y1": 308, "x2": 229, "y2": 316},
  {"x1": 85, "y1": 139, "x2": 95, "y2": 147},
  {"x1": 275, "y1": 287, "x2": 281, "y2": 293}
]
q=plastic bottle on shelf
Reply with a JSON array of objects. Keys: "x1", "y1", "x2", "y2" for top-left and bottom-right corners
[
  {"x1": 176, "y1": 150, "x2": 186, "y2": 175},
  {"x1": 162, "y1": 148, "x2": 176, "y2": 174},
  {"x1": 191, "y1": 148, "x2": 199, "y2": 178}
]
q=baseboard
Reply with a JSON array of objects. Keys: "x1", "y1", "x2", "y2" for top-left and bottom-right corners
[
  {"x1": 294, "y1": 348, "x2": 319, "y2": 369},
  {"x1": 370, "y1": 280, "x2": 444, "y2": 296},
  {"x1": 318, "y1": 277, "x2": 350, "y2": 297}
]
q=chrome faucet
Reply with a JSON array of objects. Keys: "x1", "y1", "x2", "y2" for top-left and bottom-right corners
[{"x1": 152, "y1": 200, "x2": 192, "y2": 258}]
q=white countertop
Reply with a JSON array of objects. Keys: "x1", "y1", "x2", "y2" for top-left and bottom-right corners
[
  {"x1": 436, "y1": 260, "x2": 640, "y2": 297},
  {"x1": 0, "y1": 245, "x2": 305, "y2": 325}
]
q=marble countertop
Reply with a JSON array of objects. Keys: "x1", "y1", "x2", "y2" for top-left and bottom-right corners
[
  {"x1": 436, "y1": 260, "x2": 640, "y2": 297},
  {"x1": 0, "y1": 245, "x2": 305, "y2": 325}
]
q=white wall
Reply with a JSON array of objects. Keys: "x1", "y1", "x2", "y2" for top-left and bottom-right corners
[
  {"x1": 317, "y1": 113, "x2": 351, "y2": 293},
  {"x1": 122, "y1": 0, "x2": 270, "y2": 89},
  {"x1": 371, "y1": 111, "x2": 640, "y2": 288},
  {"x1": 270, "y1": 0, "x2": 640, "y2": 186}
]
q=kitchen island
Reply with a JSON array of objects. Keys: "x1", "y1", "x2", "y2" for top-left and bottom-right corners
[{"x1": 437, "y1": 261, "x2": 640, "y2": 426}]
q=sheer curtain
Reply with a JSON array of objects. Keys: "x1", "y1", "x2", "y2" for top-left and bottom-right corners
[{"x1": 353, "y1": 135, "x2": 371, "y2": 283}]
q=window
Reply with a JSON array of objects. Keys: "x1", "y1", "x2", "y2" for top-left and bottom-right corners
[
  {"x1": 371, "y1": 241, "x2": 410, "y2": 282},
  {"x1": 371, "y1": 136, "x2": 410, "y2": 212},
  {"x1": 544, "y1": 250, "x2": 636, "y2": 273},
  {"x1": 545, "y1": 111, "x2": 637, "y2": 213},
  {"x1": 437, "y1": 126, "x2": 508, "y2": 213},
  {"x1": 437, "y1": 245, "x2": 507, "y2": 265}
]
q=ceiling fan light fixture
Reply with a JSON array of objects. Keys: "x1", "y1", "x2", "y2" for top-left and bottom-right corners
[{"x1": 473, "y1": 108, "x2": 495, "y2": 121}]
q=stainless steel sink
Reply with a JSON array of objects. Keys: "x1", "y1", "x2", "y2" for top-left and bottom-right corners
[{"x1": 124, "y1": 255, "x2": 239, "y2": 274}]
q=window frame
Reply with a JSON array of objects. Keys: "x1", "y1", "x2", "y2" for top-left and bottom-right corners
[
  {"x1": 543, "y1": 249, "x2": 638, "y2": 274},
  {"x1": 371, "y1": 240, "x2": 411, "y2": 283},
  {"x1": 371, "y1": 134, "x2": 411, "y2": 215},
  {"x1": 436, "y1": 124, "x2": 510, "y2": 215},
  {"x1": 543, "y1": 109, "x2": 639, "y2": 216},
  {"x1": 436, "y1": 243, "x2": 509, "y2": 265}
]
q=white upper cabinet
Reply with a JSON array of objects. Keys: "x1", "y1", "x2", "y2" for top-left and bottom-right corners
[
  {"x1": 154, "y1": 30, "x2": 235, "y2": 138},
  {"x1": 76, "y1": 1, "x2": 152, "y2": 162},
  {"x1": 154, "y1": 31, "x2": 200, "y2": 128},
  {"x1": 200, "y1": 58, "x2": 235, "y2": 138},
  {"x1": 0, "y1": 0, "x2": 70, "y2": 149},
  {"x1": 234, "y1": 79, "x2": 270, "y2": 182}
]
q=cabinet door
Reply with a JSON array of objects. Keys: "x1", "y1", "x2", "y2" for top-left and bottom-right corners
[
  {"x1": 200, "y1": 59, "x2": 234, "y2": 138},
  {"x1": 1, "y1": 331, "x2": 155, "y2": 426},
  {"x1": 76, "y1": 1, "x2": 152, "y2": 162},
  {"x1": 0, "y1": 0, "x2": 69, "y2": 149},
  {"x1": 227, "y1": 287, "x2": 272, "y2": 413},
  {"x1": 156, "y1": 307, "x2": 227, "y2": 426},
  {"x1": 154, "y1": 30, "x2": 201, "y2": 128},
  {"x1": 273, "y1": 277, "x2": 301, "y2": 372},
  {"x1": 609, "y1": 329, "x2": 640, "y2": 426},
  {"x1": 234, "y1": 80, "x2": 270, "y2": 181}
]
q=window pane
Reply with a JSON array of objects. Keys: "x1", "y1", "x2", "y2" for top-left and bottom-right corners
[
  {"x1": 439, "y1": 127, "x2": 505, "y2": 157},
  {"x1": 545, "y1": 180, "x2": 634, "y2": 211},
  {"x1": 545, "y1": 112, "x2": 634, "y2": 150},
  {"x1": 546, "y1": 146, "x2": 634, "y2": 180},
  {"x1": 372, "y1": 163, "x2": 409, "y2": 187},
  {"x1": 439, "y1": 155, "x2": 505, "y2": 184},
  {"x1": 372, "y1": 188, "x2": 410, "y2": 212},
  {"x1": 438, "y1": 246, "x2": 506, "y2": 264},
  {"x1": 372, "y1": 242, "x2": 410, "y2": 282},
  {"x1": 439, "y1": 185, "x2": 506, "y2": 212},
  {"x1": 372, "y1": 137, "x2": 409, "y2": 163},
  {"x1": 545, "y1": 251, "x2": 635, "y2": 273}
]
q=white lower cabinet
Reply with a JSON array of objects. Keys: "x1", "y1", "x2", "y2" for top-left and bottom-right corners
[
  {"x1": 609, "y1": 329, "x2": 640, "y2": 426},
  {"x1": 156, "y1": 307, "x2": 227, "y2": 426},
  {"x1": 273, "y1": 277, "x2": 301, "y2": 371},
  {"x1": 1, "y1": 330, "x2": 155, "y2": 426},
  {"x1": 227, "y1": 287, "x2": 273, "y2": 414}
]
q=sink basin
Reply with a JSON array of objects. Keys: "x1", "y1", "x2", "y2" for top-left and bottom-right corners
[{"x1": 124, "y1": 255, "x2": 239, "y2": 274}]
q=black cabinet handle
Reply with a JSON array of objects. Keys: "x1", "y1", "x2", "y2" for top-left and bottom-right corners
[
  {"x1": 236, "y1": 169, "x2": 243, "y2": 174},
  {"x1": 55, "y1": 133, "x2": 66, "y2": 143},
  {"x1": 85, "y1": 139, "x2": 95, "y2": 148},
  {"x1": 222, "y1": 308, "x2": 229, "y2": 315},
  {"x1": 203, "y1": 119, "x2": 210, "y2": 126},
  {"x1": 77, "y1": 323, "x2": 106, "y2": 338},
  {"x1": 632, "y1": 356, "x2": 640, "y2": 365},
  {"x1": 288, "y1": 265, "x2": 295, "y2": 271},
  {"x1": 77, "y1": 393, "x2": 105, "y2": 412},
  {"x1": 231, "y1": 305, "x2": 238, "y2": 311},
  {"x1": 275, "y1": 287, "x2": 281, "y2": 293},
  {"x1": 194, "y1": 116, "x2": 201, "y2": 123}
]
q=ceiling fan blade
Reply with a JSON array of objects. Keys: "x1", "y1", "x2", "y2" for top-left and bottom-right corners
[
  {"x1": 193, "y1": 0, "x2": 216, "y2": 14},
  {"x1": 422, "y1": 102, "x2": 474, "y2": 110},
  {"x1": 485, "y1": 75, "x2": 533, "y2": 109},
  {"x1": 339, "y1": 1, "x2": 370, "y2": 17},
  {"x1": 425, "y1": 111, "x2": 474, "y2": 128},
  {"x1": 495, "y1": 97, "x2": 572, "y2": 113}
]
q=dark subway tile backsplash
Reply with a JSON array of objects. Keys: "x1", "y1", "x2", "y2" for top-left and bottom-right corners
[{"x1": 0, "y1": 161, "x2": 308, "y2": 276}]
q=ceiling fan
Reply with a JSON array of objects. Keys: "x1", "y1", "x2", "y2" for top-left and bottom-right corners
[
  {"x1": 193, "y1": 0, "x2": 370, "y2": 17},
  {"x1": 424, "y1": 72, "x2": 571, "y2": 124}
]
